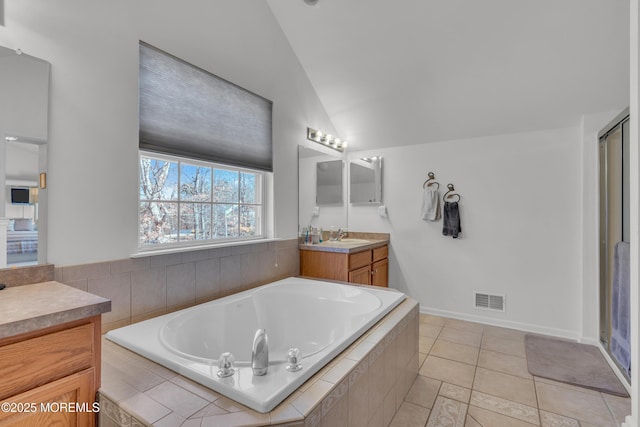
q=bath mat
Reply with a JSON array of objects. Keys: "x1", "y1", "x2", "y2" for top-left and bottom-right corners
[{"x1": 524, "y1": 334, "x2": 628, "y2": 397}]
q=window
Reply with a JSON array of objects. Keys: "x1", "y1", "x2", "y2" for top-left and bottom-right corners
[{"x1": 139, "y1": 152, "x2": 264, "y2": 248}]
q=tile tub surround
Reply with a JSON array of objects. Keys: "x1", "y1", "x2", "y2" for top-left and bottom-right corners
[
  {"x1": 98, "y1": 297, "x2": 419, "y2": 426},
  {"x1": 54, "y1": 239, "x2": 299, "y2": 332}
]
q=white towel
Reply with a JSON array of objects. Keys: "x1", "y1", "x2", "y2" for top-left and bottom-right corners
[{"x1": 421, "y1": 186, "x2": 440, "y2": 221}]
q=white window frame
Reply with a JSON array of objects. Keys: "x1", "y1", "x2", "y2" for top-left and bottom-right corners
[{"x1": 137, "y1": 150, "x2": 267, "y2": 252}]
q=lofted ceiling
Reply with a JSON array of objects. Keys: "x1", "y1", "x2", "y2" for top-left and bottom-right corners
[{"x1": 267, "y1": 0, "x2": 630, "y2": 151}]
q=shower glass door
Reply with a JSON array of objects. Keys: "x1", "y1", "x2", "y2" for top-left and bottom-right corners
[{"x1": 598, "y1": 110, "x2": 630, "y2": 381}]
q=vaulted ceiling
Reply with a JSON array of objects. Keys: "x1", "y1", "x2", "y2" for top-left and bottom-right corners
[{"x1": 267, "y1": 0, "x2": 629, "y2": 151}]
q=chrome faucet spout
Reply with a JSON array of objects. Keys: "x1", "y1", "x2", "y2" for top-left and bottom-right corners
[{"x1": 251, "y1": 328, "x2": 269, "y2": 376}]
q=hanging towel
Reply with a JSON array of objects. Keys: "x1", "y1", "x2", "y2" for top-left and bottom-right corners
[
  {"x1": 421, "y1": 186, "x2": 440, "y2": 221},
  {"x1": 442, "y1": 201, "x2": 461, "y2": 238},
  {"x1": 611, "y1": 241, "x2": 631, "y2": 377}
]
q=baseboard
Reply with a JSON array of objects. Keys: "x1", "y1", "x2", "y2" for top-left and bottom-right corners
[{"x1": 420, "y1": 305, "x2": 580, "y2": 341}]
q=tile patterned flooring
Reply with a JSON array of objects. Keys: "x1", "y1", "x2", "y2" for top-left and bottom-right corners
[{"x1": 390, "y1": 314, "x2": 631, "y2": 427}]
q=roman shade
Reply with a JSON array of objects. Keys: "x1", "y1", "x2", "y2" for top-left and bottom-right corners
[{"x1": 139, "y1": 42, "x2": 273, "y2": 171}]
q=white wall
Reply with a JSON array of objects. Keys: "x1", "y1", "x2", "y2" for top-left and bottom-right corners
[
  {"x1": 0, "y1": 0, "x2": 335, "y2": 265},
  {"x1": 348, "y1": 127, "x2": 585, "y2": 338}
]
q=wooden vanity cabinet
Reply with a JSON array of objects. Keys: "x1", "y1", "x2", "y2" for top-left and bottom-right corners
[
  {"x1": 0, "y1": 316, "x2": 101, "y2": 427},
  {"x1": 301, "y1": 244, "x2": 389, "y2": 287}
]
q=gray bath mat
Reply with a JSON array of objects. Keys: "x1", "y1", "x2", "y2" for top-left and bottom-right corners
[{"x1": 525, "y1": 334, "x2": 628, "y2": 397}]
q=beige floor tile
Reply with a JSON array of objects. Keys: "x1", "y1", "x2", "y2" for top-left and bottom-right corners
[
  {"x1": 534, "y1": 376, "x2": 601, "y2": 397},
  {"x1": 467, "y1": 405, "x2": 538, "y2": 427},
  {"x1": 426, "y1": 396, "x2": 468, "y2": 427},
  {"x1": 481, "y1": 335, "x2": 526, "y2": 357},
  {"x1": 420, "y1": 314, "x2": 447, "y2": 326},
  {"x1": 405, "y1": 375, "x2": 441, "y2": 409},
  {"x1": 464, "y1": 414, "x2": 482, "y2": 427},
  {"x1": 439, "y1": 383, "x2": 471, "y2": 403},
  {"x1": 438, "y1": 327, "x2": 483, "y2": 348},
  {"x1": 430, "y1": 340, "x2": 479, "y2": 366},
  {"x1": 420, "y1": 336, "x2": 436, "y2": 353},
  {"x1": 602, "y1": 392, "x2": 632, "y2": 425},
  {"x1": 535, "y1": 380, "x2": 616, "y2": 426},
  {"x1": 419, "y1": 356, "x2": 476, "y2": 389},
  {"x1": 473, "y1": 367, "x2": 537, "y2": 407},
  {"x1": 390, "y1": 402, "x2": 431, "y2": 427},
  {"x1": 482, "y1": 325, "x2": 527, "y2": 342},
  {"x1": 470, "y1": 391, "x2": 539, "y2": 425},
  {"x1": 420, "y1": 323, "x2": 443, "y2": 339},
  {"x1": 477, "y1": 349, "x2": 532, "y2": 379},
  {"x1": 444, "y1": 318, "x2": 484, "y2": 335},
  {"x1": 539, "y1": 410, "x2": 579, "y2": 427}
]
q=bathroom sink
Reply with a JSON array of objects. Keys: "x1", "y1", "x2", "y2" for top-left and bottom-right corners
[{"x1": 329, "y1": 238, "x2": 371, "y2": 245}]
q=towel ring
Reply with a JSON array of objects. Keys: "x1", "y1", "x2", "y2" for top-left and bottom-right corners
[
  {"x1": 422, "y1": 172, "x2": 440, "y2": 189},
  {"x1": 443, "y1": 183, "x2": 461, "y2": 202}
]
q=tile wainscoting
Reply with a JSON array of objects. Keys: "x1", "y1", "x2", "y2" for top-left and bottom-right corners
[
  {"x1": 98, "y1": 298, "x2": 419, "y2": 427},
  {"x1": 54, "y1": 239, "x2": 300, "y2": 332}
]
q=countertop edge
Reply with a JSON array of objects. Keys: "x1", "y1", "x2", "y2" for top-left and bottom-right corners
[
  {"x1": 298, "y1": 240, "x2": 388, "y2": 254},
  {"x1": 0, "y1": 300, "x2": 111, "y2": 340},
  {"x1": 0, "y1": 281, "x2": 112, "y2": 340}
]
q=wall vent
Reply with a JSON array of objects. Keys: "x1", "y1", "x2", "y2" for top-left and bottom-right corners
[{"x1": 474, "y1": 292, "x2": 505, "y2": 312}]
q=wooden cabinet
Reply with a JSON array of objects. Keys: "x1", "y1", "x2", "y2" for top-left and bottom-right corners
[
  {"x1": 300, "y1": 244, "x2": 389, "y2": 287},
  {"x1": 0, "y1": 316, "x2": 101, "y2": 427}
]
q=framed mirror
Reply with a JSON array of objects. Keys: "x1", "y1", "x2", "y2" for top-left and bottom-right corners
[
  {"x1": 316, "y1": 160, "x2": 343, "y2": 205},
  {"x1": 350, "y1": 156, "x2": 383, "y2": 204},
  {"x1": 298, "y1": 145, "x2": 347, "y2": 230},
  {"x1": 0, "y1": 46, "x2": 50, "y2": 267}
]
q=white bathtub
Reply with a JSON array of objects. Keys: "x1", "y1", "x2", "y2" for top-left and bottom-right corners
[{"x1": 105, "y1": 277, "x2": 405, "y2": 413}]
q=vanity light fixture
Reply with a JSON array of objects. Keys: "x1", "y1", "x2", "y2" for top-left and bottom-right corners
[
  {"x1": 307, "y1": 127, "x2": 347, "y2": 152},
  {"x1": 5, "y1": 136, "x2": 18, "y2": 141}
]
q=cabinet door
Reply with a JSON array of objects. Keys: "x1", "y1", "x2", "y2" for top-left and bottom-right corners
[
  {"x1": 0, "y1": 368, "x2": 95, "y2": 427},
  {"x1": 349, "y1": 265, "x2": 371, "y2": 285},
  {"x1": 371, "y1": 259, "x2": 389, "y2": 287}
]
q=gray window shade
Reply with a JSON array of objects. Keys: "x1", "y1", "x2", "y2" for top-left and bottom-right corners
[{"x1": 139, "y1": 42, "x2": 273, "y2": 172}]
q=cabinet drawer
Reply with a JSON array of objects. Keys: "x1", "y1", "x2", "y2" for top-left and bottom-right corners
[
  {"x1": 349, "y1": 250, "x2": 372, "y2": 270},
  {"x1": 372, "y1": 245, "x2": 388, "y2": 262},
  {"x1": 0, "y1": 323, "x2": 94, "y2": 400}
]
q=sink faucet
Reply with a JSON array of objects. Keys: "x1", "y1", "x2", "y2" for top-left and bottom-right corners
[
  {"x1": 251, "y1": 328, "x2": 268, "y2": 376},
  {"x1": 337, "y1": 228, "x2": 347, "y2": 241}
]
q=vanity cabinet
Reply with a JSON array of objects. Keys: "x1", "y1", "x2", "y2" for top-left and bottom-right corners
[
  {"x1": 300, "y1": 244, "x2": 389, "y2": 287},
  {"x1": 0, "y1": 316, "x2": 101, "y2": 427}
]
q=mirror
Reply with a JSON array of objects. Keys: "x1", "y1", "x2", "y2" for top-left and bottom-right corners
[
  {"x1": 316, "y1": 160, "x2": 343, "y2": 205},
  {"x1": 298, "y1": 145, "x2": 347, "y2": 231},
  {"x1": 350, "y1": 156, "x2": 383, "y2": 204},
  {"x1": 0, "y1": 46, "x2": 50, "y2": 267}
]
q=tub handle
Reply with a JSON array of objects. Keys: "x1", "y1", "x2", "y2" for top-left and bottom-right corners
[
  {"x1": 286, "y1": 347, "x2": 303, "y2": 372},
  {"x1": 217, "y1": 352, "x2": 235, "y2": 378}
]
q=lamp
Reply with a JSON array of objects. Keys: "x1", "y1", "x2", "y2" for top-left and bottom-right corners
[{"x1": 307, "y1": 127, "x2": 347, "y2": 152}]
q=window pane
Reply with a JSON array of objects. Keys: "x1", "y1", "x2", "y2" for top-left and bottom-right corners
[
  {"x1": 212, "y1": 204, "x2": 238, "y2": 238},
  {"x1": 139, "y1": 202, "x2": 178, "y2": 245},
  {"x1": 180, "y1": 203, "x2": 211, "y2": 241},
  {"x1": 180, "y1": 163, "x2": 211, "y2": 202},
  {"x1": 213, "y1": 169, "x2": 239, "y2": 203},
  {"x1": 240, "y1": 205, "x2": 260, "y2": 236},
  {"x1": 140, "y1": 157, "x2": 178, "y2": 201},
  {"x1": 240, "y1": 172, "x2": 261, "y2": 204}
]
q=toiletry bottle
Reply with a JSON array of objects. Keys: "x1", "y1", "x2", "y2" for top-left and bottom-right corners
[{"x1": 319, "y1": 227, "x2": 323, "y2": 243}]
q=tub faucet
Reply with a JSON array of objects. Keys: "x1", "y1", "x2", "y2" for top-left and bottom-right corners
[{"x1": 251, "y1": 328, "x2": 269, "y2": 376}]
